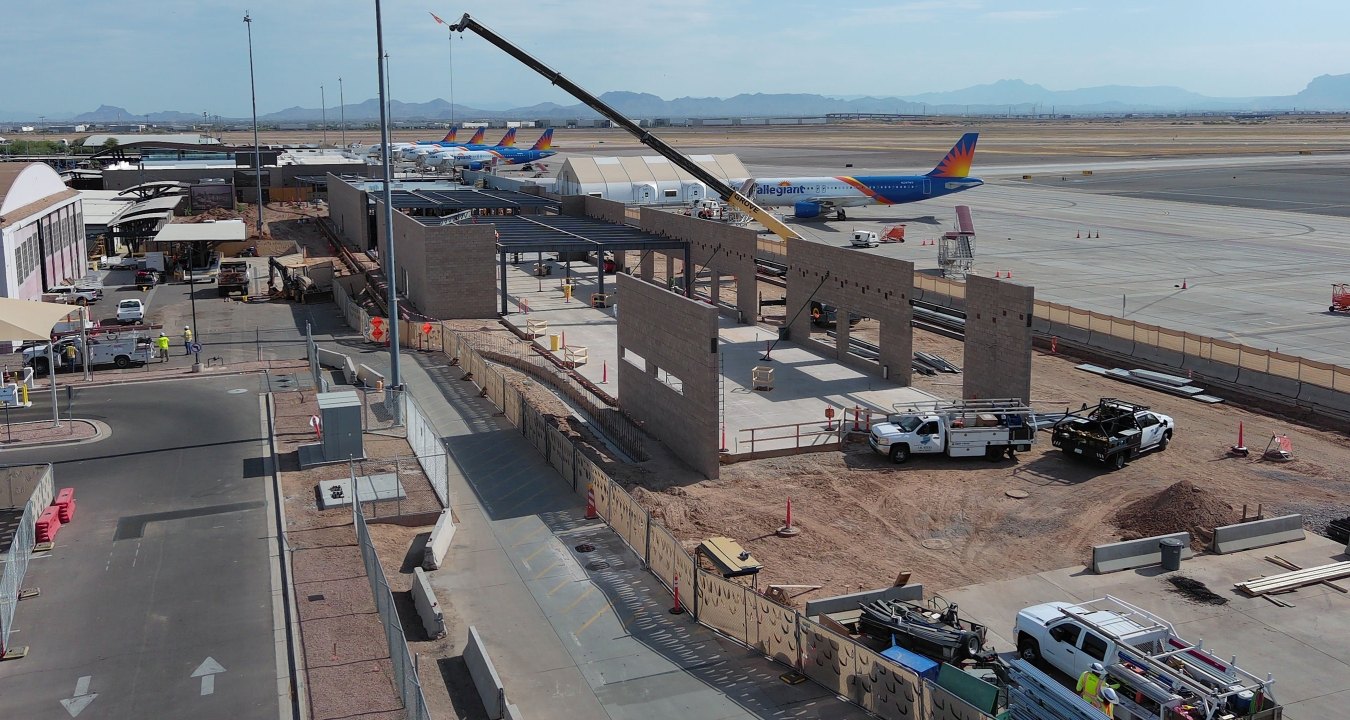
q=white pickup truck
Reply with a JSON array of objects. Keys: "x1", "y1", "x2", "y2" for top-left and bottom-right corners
[
  {"x1": 45, "y1": 284, "x2": 103, "y2": 306},
  {"x1": 1014, "y1": 596, "x2": 1279, "y2": 720},
  {"x1": 869, "y1": 399, "x2": 1037, "y2": 463},
  {"x1": 23, "y1": 335, "x2": 154, "y2": 374}
]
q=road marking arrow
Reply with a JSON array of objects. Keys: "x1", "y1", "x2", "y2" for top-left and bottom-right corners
[
  {"x1": 191, "y1": 657, "x2": 226, "y2": 696},
  {"x1": 60, "y1": 675, "x2": 97, "y2": 717}
]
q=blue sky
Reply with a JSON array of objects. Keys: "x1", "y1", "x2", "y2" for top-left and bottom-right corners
[{"x1": 8, "y1": 0, "x2": 1350, "y2": 118}]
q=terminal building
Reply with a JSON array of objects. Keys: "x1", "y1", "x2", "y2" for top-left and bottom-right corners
[{"x1": 0, "y1": 163, "x2": 87, "y2": 300}]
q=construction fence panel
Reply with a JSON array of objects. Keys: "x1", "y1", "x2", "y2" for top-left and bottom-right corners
[
  {"x1": 642, "y1": 521, "x2": 685, "y2": 588},
  {"x1": 857, "y1": 646, "x2": 924, "y2": 720},
  {"x1": 406, "y1": 396, "x2": 449, "y2": 508},
  {"x1": 545, "y1": 426, "x2": 573, "y2": 485},
  {"x1": 1087, "y1": 311, "x2": 1115, "y2": 335},
  {"x1": 354, "y1": 506, "x2": 432, "y2": 720},
  {"x1": 482, "y1": 362, "x2": 506, "y2": 408},
  {"x1": 1239, "y1": 346, "x2": 1270, "y2": 373},
  {"x1": 606, "y1": 488, "x2": 649, "y2": 562},
  {"x1": 925, "y1": 680, "x2": 996, "y2": 720},
  {"x1": 750, "y1": 595, "x2": 799, "y2": 668},
  {"x1": 502, "y1": 382, "x2": 523, "y2": 427},
  {"x1": 522, "y1": 406, "x2": 549, "y2": 456},
  {"x1": 1333, "y1": 364, "x2": 1350, "y2": 392},
  {"x1": 589, "y1": 470, "x2": 619, "y2": 524},
  {"x1": 798, "y1": 617, "x2": 857, "y2": 699},
  {"x1": 0, "y1": 464, "x2": 52, "y2": 654},
  {"x1": 694, "y1": 568, "x2": 751, "y2": 645}
]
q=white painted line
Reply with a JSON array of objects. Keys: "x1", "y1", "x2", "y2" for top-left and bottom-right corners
[
  {"x1": 200, "y1": 674, "x2": 215, "y2": 696},
  {"x1": 60, "y1": 675, "x2": 97, "y2": 717}
]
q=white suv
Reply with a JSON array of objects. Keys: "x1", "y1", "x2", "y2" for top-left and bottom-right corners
[{"x1": 116, "y1": 299, "x2": 145, "y2": 325}]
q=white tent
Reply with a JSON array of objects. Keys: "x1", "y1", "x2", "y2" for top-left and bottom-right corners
[{"x1": 0, "y1": 297, "x2": 87, "y2": 425}]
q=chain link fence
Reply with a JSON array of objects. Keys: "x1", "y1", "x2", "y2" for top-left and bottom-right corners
[
  {"x1": 1, "y1": 464, "x2": 53, "y2": 655},
  {"x1": 352, "y1": 486, "x2": 431, "y2": 720}
]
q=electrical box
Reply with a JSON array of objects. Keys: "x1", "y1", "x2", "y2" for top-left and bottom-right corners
[{"x1": 318, "y1": 390, "x2": 363, "y2": 462}]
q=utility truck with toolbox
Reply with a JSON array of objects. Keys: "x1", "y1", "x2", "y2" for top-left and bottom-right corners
[
  {"x1": 1051, "y1": 398, "x2": 1173, "y2": 470},
  {"x1": 1014, "y1": 595, "x2": 1280, "y2": 720},
  {"x1": 869, "y1": 398, "x2": 1037, "y2": 463},
  {"x1": 23, "y1": 335, "x2": 154, "y2": 374}
]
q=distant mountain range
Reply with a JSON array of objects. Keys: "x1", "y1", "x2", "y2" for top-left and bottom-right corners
[{"x1": 11, "y1": 74, "x2": 1350, "y2": 124}]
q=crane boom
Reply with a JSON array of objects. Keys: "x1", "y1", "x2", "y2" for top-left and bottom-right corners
[{"x1": 448, "y1": 13, "x2": 801, "y2": 241}]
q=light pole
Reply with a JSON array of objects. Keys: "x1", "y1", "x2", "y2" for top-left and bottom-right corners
[
  {"x1": 244, "y1": 11, "x2": 264, "y2": 238},
  {"x1": 339, "y1": 76, "x2": 347, "y2": 148},
  {"x1": 374, "y1": 0, "x2": 401, "y2": 395},
  {"x1": 321, "y1": 84, "x2": 327, "y2": 146}
]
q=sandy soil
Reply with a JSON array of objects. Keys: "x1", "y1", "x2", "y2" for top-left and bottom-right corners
[{"x1": 630, "y1": 327, "x2": 1350, "y2": 602}]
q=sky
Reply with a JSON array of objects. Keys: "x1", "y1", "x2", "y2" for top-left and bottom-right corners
[{"x1": 7, "y1": 0, "x2": 1350, "y2": 119}]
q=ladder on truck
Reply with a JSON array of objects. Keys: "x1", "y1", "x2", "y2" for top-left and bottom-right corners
[{"x1": 1058, "y1": 596, "x2": 1278, "y2": 719}]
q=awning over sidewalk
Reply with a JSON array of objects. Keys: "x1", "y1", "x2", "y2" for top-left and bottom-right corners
[{"x1": 0, "y1": 297, "x2": 80, "y2": 341}]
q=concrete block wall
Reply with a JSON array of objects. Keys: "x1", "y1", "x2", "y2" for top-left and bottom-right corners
[
  {"x1": 785, "y1": 238, "x2": 913, "y2": 385},
  {"x1": 582, "y1": 195, "x2": 630, "y2": 225},
  {"x1": 377, "y1": 205, "x2": 497, "y2": 319},
  {"x1": 616, "y1": 273, "x2": 720, "y2": 478},
  {"x1": 640, "y1": 208, "x2": 758, "y2": 324},
  {"x1": 326, "y1": 173, "x2": 369, "y2": 251},
  {"x1": 963, "y1": 276, "x2": 1034, "y2": 403}
]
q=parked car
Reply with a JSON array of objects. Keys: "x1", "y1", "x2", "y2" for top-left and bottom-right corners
[
  {"x1": 45, "y1": 284, "x2": 103, "y2": 306},
  {"x1": 135, "y1": 269, "x2": 161, "y2": 289},
  {"x1": 116, "y1": 299, "x2": 145, "y2": 325}
]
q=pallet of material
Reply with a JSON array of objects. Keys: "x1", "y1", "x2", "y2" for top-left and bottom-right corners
[
  {"x1": 1234, "y1": 561, "x2": 1350, "y2": 597},
  {"x1": 1075, "y1": 363, "x2": 1225, "y2": 403}
]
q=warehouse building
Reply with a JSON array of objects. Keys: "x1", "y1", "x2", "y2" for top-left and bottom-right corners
[
  {"x1": 0, "y1": 163, "x2": 87, "y2": 300},
  {"x1": 554, "y1": 154, "x2": 748, "y2": 205}
]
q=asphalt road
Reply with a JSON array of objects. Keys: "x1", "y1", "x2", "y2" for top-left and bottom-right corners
[{"x1": 0, "y1": 375, "x2": 280, "y2": 719}]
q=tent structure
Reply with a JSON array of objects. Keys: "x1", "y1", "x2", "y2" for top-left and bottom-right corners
[{"x1": 0, "y1": 297, "x2": 86, "y2": 426}]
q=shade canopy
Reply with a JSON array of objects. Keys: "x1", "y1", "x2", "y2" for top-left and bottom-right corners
[{"x1": 0, "y1": 297, "x2": 80, "y2": 341}]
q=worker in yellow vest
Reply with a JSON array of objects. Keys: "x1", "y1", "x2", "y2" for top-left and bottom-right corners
[
  {"x1": 182, "y1": 325, "x2": 194, "y2": 355},
  {"x1": 1076, "y1": 662, "x2": 1105, "y2": 706},
  {"x1": 1099, "y1": 686, "x2": 1119, "y2": 718},
  {"x1": 156, "y1": 333, "x2": 171, "y2": 361}
]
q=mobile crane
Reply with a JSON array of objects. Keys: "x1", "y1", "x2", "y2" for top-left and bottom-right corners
[{"x1": 446, "y1": 14, "x2": 802, "y2": 244}]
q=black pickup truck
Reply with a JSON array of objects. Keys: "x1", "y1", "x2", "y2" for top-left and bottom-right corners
[{"x1": 1050, "y1": 398, "x2": 1174, "y2": 470}]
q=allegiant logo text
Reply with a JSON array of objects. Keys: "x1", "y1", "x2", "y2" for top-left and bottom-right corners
[{"x1": 757, "y1": 185, "x2": 806, "y2": 196}]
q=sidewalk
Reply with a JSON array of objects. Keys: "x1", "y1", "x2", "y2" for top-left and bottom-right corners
[{"x1": 323, "y1": 336, "x2": 870, "y2": 720}]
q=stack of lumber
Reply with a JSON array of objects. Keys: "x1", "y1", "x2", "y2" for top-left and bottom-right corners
[{"x1": 1235, "y1": 560, "x2": 1350, "y2": 601}]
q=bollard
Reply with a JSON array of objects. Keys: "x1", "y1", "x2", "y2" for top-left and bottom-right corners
[
  {"x1": 585, "y1": 483, "x2": 598, "y2": 520},
  {"x1": 601, "y1": 361, "x2": 608, "y2": 384},
  {"x1": 777, "y1": 497, "x2": 801, "y2": 537},
  {"x1": 670, "y1": 573, "x2": 685, "y2": 615},
  {"x1": 1050, "y1": 336, "x2": 1058, "y2": 354}
]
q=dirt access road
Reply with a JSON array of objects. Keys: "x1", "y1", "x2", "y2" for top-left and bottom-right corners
[{"x1": 631, "y1": 326, "x2": 1350, "y2": 602}]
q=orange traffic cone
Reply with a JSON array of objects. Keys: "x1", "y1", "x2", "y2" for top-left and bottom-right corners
[
  {"x1": 1076, "y1": 231, "x2": 1081, "y2": 238},
  {"x1": 1095, "y1": 231, "x2": 1101, "y2": 238},
  {"x1": 585, "y1": 483, "x2": 598, "y2": 520},
  {"x1": 1182, "y1": 278, "x2": 1188, "y2": 289}
]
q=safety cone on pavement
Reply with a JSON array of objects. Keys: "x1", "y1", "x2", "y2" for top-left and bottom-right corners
[
  {"x1": 1076, "y1": 231, "x2": 1081, "y2": 238},
  {"x1": 1182, "y1": 278, "x2": 1188, "y2": 289},
  {"x1": 1229, "y1": 422, "x2": 1250, "y2": 457},
  {"x1": 585, "y1": 483, "x2": 598, "y2": 520},
  {"x1": 777, "y1": 497, "x2": 802, "y2": 537}
]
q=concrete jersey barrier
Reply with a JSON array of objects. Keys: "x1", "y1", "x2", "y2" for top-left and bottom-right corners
[
  {"x1": 804, "y1": 583, "x2": 926, "y2": 619},
  {"x1": 356, "y1": 363, "x2": 385, "y2": 389},
  {"x1": 422, "y1": 509, "x2": 456, "y2": 570},
  {"x1": 465, "y1": 626, "x2": 506, "y2": 719},
  {"x1": 411, "y1": 568, "x2": 446, "y2": 639},
  {"x1": 1212, "y1": 514, "x2": 1304, "y2": 554},
  {"x1": 1091, "y1": 532, "x2": 1193, "y2": 574}
]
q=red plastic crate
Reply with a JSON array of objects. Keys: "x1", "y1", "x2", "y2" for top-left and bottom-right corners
[
  {"x1": 36, "y1": 506, "x2": 62, "y2": 543},
  {"x1": 57, "y1": 497, "x2": 76, "y2": 523}
]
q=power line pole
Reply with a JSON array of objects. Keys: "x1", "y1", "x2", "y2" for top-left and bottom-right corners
[
  {"x1": 374, "y1": 0, "x2": 401, "y2": 395},
  {"x1": 244, "y1": 11, "x2": 265, "y2": 238},
  {"x1": 339, "y1": 76, "x2": 347, "y2": 148},
  {"x1": 321, "y1": 84, "x2": 328, "y2": 145}
]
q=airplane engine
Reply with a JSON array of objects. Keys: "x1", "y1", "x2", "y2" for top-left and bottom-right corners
[{"x1": 793, "y1": 201, "x2": 822, "y2": 219}]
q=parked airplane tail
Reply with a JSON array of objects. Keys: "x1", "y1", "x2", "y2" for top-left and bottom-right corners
[
  {"x1": 926, "y1": 133, "x2": 979, "y2": 178},
  {"x1": 498, "y1": 128, "x2": 517, "y2": 147},
  {"x1": 467, "y1": 127, "x2": 486, "y2": 145},
  {"x1": 529, "y1": 128, "x2": 554, "y2": 151},
  {"x1": 441, "y1": 126, "x2": 458, "y2": 143}
]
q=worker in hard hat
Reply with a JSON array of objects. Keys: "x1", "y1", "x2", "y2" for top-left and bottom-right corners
[
  {"x1": 1099, "y1": 686, "x2": 1119, "y2": 718},
  {"x1": 156, "y1": 332, "x2": 170, "y2": 361},
  {"x1": 1076, "y1": 662, "x2": 1105, "y2": 706},
  {"x1": 182, "y1": 325, "x2": 194, "y2": 355}
]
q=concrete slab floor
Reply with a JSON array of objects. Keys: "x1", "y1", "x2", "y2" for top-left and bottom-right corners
[{"x1": 940, "y1": 533, "x2": 1350, "y2": 720}]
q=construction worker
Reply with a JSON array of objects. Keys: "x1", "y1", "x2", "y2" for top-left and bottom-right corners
[
  {"x1": 1099, "y1": 686, "x2": 1119, "y2": 718},
  {"x1": 156, "y1": 332, "x2": 170, "y2": 361},
  {"x1": 1076, "y1": 662, "x2": 1105, "y2": 707},
  {"x1": 182, "y1": 325, "x2": 194, "y2": 355},
  {"x1": 63, "y1": 342, "x2": 78, "y2": 372}
]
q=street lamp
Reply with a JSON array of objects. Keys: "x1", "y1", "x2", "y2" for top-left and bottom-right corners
[
  {"x1": 374, "y1": 0, "x2": 401, "y2": 395},
  {"x1": 339, "y1": 77, "x2": 346, "y2": 148},
  {"x1": 244, "y1": 11, "x2": 264, "y2": 239},
  {"x1": 321, "y1": 84, "x2": 328, "y2": 146}
]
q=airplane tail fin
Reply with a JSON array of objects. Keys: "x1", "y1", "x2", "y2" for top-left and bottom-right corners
[
  {"x1": 467, "y1": 127, "x2": 486, "y2": 145},
  {"x1": 498, "y1": 128, "x2": 517, "y2": 147},
  {"x1": 529, "y1": 128, "x2": 554, "y2": 151},
  {"x1": 926, "y1": 132, "x2": 979, "y2": 178},
  {"x1": 441, "y1": 126, "x2": 458, "y2": 143}
]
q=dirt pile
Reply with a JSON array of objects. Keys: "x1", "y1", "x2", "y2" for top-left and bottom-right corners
[
  {"x1": 1113, "y1": 480, "x2": 1239, "y2": 547},
  {"x1": 184, "y1": 207, "x2": 240, "y2": 223}
]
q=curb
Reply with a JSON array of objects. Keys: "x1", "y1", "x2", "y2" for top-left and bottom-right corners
[
  {"x1": 0, "y1": 419, "x2": 111, "y2": 451},
  {"x1": 264, "y1": 392, "x2": 309, "y2": 720},
  {"x1": 28, "y1": 362, "x2": 307, "y2": 391}
]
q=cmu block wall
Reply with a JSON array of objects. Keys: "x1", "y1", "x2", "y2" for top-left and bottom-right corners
[
  {"x1": 963, "y1": 276, "x2": 1034, "y2": 402},
  {"x1": 640, "y1": 208, "x2": 757, "y2": 323},
  {"x1": 786, "y1": 238, "x2": 914, "y2": 385},
  {"x1": 583, "y1": 196, "x2": 631, "y2": 225},
  {"x1": 616, "y1": 273, "x2": 720, "y2": 478},
  {"x1": 559, "y1": 195, "x2": 587, "y2": 217},
  {"x1": 376, "y1": 202, "x2": 497, "y2": 319},
  {"x1": 327, "y1": 173, "x2": 369, "y2": 251}
]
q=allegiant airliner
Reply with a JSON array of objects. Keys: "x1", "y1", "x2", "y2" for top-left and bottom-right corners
[{"x1": 734, "y1": 133, "x2": 983, "y2": 219}]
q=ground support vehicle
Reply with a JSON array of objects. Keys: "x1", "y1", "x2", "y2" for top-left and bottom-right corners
[
  {"x1": 851, "y1": 229, "x2": 880, "y2": 247},
  {"x1": 1051, "y1": 398, "x2": 1173, "y2": 470},
  {"x1": 217, "y1": 260, "x2": 251, "y2": 296},
  {"x1": 869, "y1": 399, "x2": 1037, "y2": 463},
  {"x1": 1332, "y1": 283, "x2": 1350, "y2": 313},
  {"x1": 23, "y1": 335, "x2": 154, "y2": 374},
  {"x1": 1014, "y1": 596, "x2": 1280, "y2": 720}
]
